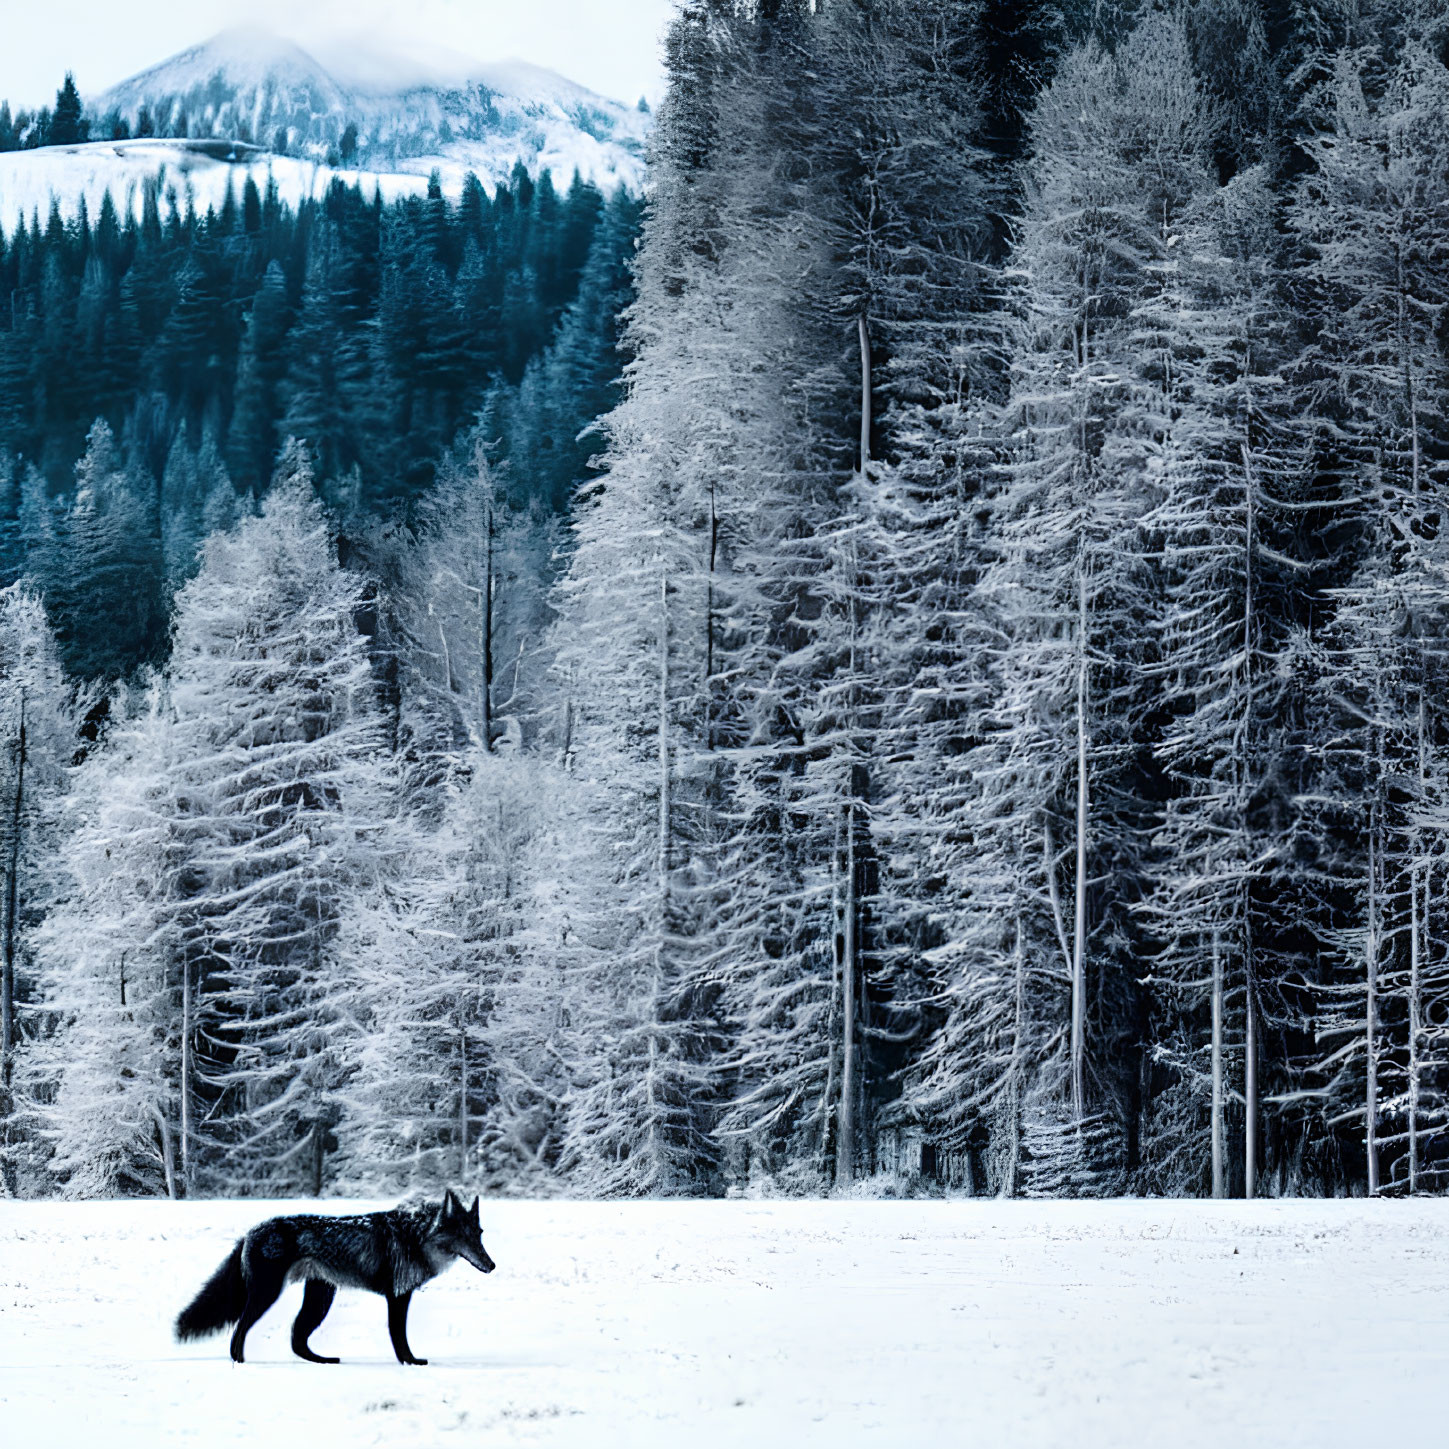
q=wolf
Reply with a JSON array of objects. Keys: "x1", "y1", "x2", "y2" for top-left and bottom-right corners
[{"x1": 174, "y1": 1189, "x2": 495, "y2": 1365}]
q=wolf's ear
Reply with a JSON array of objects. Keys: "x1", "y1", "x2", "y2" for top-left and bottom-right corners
[
  {"x1": 443, "y1": 1188, "x2": 460, "y2": 1213},
  {"x1": 469, "y1": 1195, "x2": 480, "y2": 1220}
]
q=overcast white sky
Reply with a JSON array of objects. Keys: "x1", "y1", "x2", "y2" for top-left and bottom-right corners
[{"x1": 0, "y1": 0, "x2": 678, "y2": 108}]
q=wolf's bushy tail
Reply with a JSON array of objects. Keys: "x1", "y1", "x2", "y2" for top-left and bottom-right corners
[{"x1": 175, "y1": 1240, "x2": 246, "y2": 1341}]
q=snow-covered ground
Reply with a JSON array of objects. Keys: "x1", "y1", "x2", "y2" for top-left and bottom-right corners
[{"x1": 1, "y1": 1198, "x2": 1444, "y2": 1447}]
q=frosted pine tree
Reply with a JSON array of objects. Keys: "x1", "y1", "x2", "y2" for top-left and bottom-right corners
[
  {"x1": 163, "y1": 446, "x2": 391, "y2": 1193},
  {"x1": 805, "y1": 0, "x2": 1009, "y2": 1187},
  {"x1": 375, "y1": 438, "x2": 555, "y2": 790},
  {"x1": 1290, "y1": 26, "x2": 1449, "y2": 1193},
  {"x1": 692, "y1": 44, "x2": 857, "y2": 1187},
  {"x1": 0, "y1": 585, "x2": 78, "y2": 1192},
  {"x1": 23, "y1": 688, "x2": 187, "y2": 1198},
  {"x1": 547, "y1": 2, "x2": 831, "y2": 1193},
  {"x1": 1135, "y1": 154, "x2": 1299, "y2": 1197},
  {"x1": 45, "y1": 421, "x2": 167, "y2": 677},
  {"x1": 940, "y1": 19, "x2": 1216, "y2": 1191},
  {"x1": 608, "y1": 2, "x2": 902, "y2": 1191},
  {"x1": 546, "y1": 387, "x2": 718, "y2": 1193},
  {"x1": 331, "y1": 811, "x2": 478, "y2": 1192},
  {"x1": 466, "y1": 750, "x2": 590, "y2": 1189},
  {"x1": 334, "y1": 747, "x2": 555, "y2": 1193}
]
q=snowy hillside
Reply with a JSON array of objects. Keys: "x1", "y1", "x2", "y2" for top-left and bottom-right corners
[
  {"x1": 0, "y1": 138, "x2": 438, "y2": 234},
  {"x1": 0, "y1": 26, "x2": 647, "y2": 233},
  {"x1": 95, "y1": 26, "x2": 648, "y2": 187},
  {"x1": 3, "y1": 1199, "x2": 1446, "y2": 1447}
]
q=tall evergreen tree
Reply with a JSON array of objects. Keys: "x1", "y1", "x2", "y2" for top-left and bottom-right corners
[
  {"x1": 48, "y1": 74, "x2": 86, "y2": 147},
  {"x1": 1289, "y1": 17, "x2": 1449, "y2": 1193},
  {"x1": 0, "y1": 584, "x2": 75, "y2": 1192},
  {"x1": 158, "y1": 449, "x2": 391, "y2": 1192}
]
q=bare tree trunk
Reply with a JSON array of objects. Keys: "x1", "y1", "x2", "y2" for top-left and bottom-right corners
[
  {"x1": 180, "y1": 956, "x2": 192, "y2": 1194},
  {"x1": 459, "y1": 1026, "x2": 469, "y2": 1181},
  {"x1": 1409, "y1": 861, "x2": 1421, "y2": 1196},
  {"x1": 1366, "y1": 782, "x2": 1380, "y2": 1196},
  {"x1": 1240, "y1": 444, "x2": 1257, "y2": 1200},
  {"x1": 153, "y1": 1106, "x2": 177, "y2": 1200},
  {"x1": 310, "y1": 1121, "x2": 325, "y2": 1198},
  {"x1": 1006, "y1": 913, "x2": 1025, "y2": 1198},
  {"x1": 858, "y1": 315, "x2": 872, "y2": 474},
  {"x1": 650, "y1": 569, "x2": 670, "y2": 1178},
  {"x1": 480, "y1": 500, "x2": 494, "y2": 751},
  {"x1": 2, "y1": 691, "x2": 25, "y2": 1086},
  {"x1": 820, "y1": 811, "x2": 842, "y2": 1178},
  {"x1": 1211, "y1": 931, "x2": 1225, "y2": 1199},
  {"x1": 1401, "y1": 264, "x2": 1420, "y2": 1196},
  {"x1": 658, "y1": 571, "x2": 670, "y2": 883},
  {"x1": 705, "y1": 480, "x2": 718, "y2": 750},
  {"x1": 560, "y1": 697, "x2": 576, "y2": 771},
  {"x1": 1245, "y1": 968, "x2": 1257, "y2": 1200},
  {"x1": 837, "y1": 503, "x2": 867, "y2": 1186},
  {"x1": 837, "y1": 801, "x2": 857, "y2": 1187},
  {"x1": 1071, "y1": 561, "x2": 1089, "y2": 1122},
  {"x1": 1410, "y1": 690, "x2": 1426, "y2": 1194}
]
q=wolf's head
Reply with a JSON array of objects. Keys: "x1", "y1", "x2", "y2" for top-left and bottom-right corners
[{"x1": 430, "y1": 1189, "x2": 495, "y2": 1273}]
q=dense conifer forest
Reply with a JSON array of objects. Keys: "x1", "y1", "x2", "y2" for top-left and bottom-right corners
[
  {"x1": 0, "y1": 167, "x2": 641, "y2": 675},
  {"x1": 4, "y1": 0, "x2": 1449, "y2": 1202}
]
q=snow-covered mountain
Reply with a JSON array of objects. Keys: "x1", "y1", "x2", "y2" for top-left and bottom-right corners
[
  {"x1": 95, "y1": 26, "x2": 648, "y2": 188},
  {"x1": 1, "y1": 26, "x2": 648, "y2": 233}
]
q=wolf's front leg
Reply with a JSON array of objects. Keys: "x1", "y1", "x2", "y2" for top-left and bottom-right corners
[{"x1": 387, "y1": 1291, "x2": 426, "y2": 1365}]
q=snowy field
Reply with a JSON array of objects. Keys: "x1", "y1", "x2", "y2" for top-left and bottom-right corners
[{"x1": 1, "y1": 1198, "x2": 1445, "y2": 1448}]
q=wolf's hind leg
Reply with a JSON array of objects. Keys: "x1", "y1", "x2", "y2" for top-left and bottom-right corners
[
  {"x1": 387, "y1": 1291, "x2": 426, "y2": 1365},
  {"x1": 229, "y1": 1268, "x2": 284, "y2": 1364},
  {"x1": 291, "y1": 1279, "x2": 339, "y2": 1364}
]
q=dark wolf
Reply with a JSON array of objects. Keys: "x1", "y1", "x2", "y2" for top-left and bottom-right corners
[{"x1": 174, "y1": 1190, "x2": 495, "y2": 1364}]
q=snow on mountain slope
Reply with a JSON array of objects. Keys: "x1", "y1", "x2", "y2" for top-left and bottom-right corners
[
  {"x1": 0, "y1": 139, "x2": 436, "y2": 236},
  {"x1": 95, "y1": 26, "x2": 648, "y2": 185},
  {"x1": 0, "y1": 27, "x2": 648, "y2": 235},
  {"x1": 100, "y1": 26, "x2": 346, "y2": 115}
]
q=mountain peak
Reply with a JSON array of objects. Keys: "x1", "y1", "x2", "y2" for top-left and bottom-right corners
[
  {"x1": 87, "y1": 26, "x2": 647, "y2": 196},
  {"x1": 105, "y1": 26, "x2": 333, "y2": 101},
  {"x1": 193, "y1": 23, "x2": 309, "y2": 57}
]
